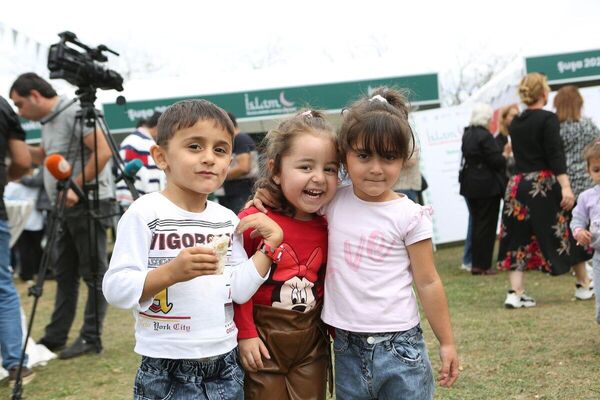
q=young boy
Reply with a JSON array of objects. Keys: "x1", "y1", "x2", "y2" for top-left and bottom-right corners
[
  {"x1": 572, "y1": 139, "x2": 600, "y2": 322},
  {"x1": 103, "y1": 100, "x2": 284, "y2": 399}
]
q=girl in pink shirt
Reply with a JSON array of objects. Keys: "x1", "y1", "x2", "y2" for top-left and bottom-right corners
[
  {"x1": 253, "y1": 88, "x2": 459, "y2": 399},
  {"x1": 323, "y1": 88, "x2": 459, "y2": 399}
]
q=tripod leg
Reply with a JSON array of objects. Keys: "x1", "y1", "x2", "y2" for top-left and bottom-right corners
[{"x1": 11, "y1": 188, "x2": 69, "y2": 399}]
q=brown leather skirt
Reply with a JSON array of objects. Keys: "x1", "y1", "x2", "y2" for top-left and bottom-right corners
[{"x1": 244, "y1": 303, "x2": 331, "y2": 400}]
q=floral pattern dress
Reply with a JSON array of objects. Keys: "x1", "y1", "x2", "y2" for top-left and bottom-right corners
[{"x1": 498, "y1": 170, "x2": 592, "y2": 275}]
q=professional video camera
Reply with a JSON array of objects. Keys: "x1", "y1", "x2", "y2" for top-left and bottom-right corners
[{"x1": 47, "y1": 31, "x2": 124, "y2": 92}]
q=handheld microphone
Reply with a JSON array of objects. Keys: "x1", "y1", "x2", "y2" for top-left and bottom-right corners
[
  {"x1": 45, "y1": 154, "x2": 86, "y2": 200},
  {"x1": 44, "y1": 154, "x2": 71, "y2": 180},
  {"x1": 116, "y1": 158, "x2": 143, "y2": 183}
]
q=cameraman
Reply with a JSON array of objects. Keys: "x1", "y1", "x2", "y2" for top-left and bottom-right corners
[{"x1": 9, "y1": 73, "x2": 113, "y2": 360}]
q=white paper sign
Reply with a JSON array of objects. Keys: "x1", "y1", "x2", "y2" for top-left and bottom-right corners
[{"x1": 412, "y1": 105, "x2": 471, "y2": 244}]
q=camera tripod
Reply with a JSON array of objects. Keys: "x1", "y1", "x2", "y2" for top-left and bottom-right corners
[{"x1": 11, "y1": 87, "x2": 139, "y2": 400}]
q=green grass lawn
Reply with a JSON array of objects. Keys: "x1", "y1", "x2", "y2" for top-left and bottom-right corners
[{"x1": 2, "y1": 244, "x2": 600, "y2": 399}]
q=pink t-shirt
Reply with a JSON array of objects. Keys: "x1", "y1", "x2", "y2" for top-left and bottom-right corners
[{"x1": 321, "y1": 185, "x2": 433, "y2": 333}]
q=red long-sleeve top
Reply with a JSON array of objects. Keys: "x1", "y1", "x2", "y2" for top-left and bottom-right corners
[{"x1": 233, "y1": 207, "x2": 328, "y2": 339}]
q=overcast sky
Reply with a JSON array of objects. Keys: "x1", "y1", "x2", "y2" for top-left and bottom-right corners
[{"x1": 2, "y1": 0, "x2": 599, "y2": 102}]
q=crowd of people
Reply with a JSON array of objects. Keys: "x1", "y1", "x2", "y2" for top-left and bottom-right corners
[
  {"x1": 459, "y1": 73, "x2": 600, "y2": 312},
  {"x1": 0, "y1": 68, "x2": 598, "y2": 399}
]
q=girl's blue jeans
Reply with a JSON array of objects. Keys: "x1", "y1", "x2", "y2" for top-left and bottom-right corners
[{"x1": 334, "y1": 324, "x2": 434, "y2": 400}]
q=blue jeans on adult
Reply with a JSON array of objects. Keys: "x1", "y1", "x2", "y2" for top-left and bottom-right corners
[
  {"x1": 134, "y1": 348, "x2": 244, "y2": 400},
  {"x1": 0, "y1": 219, "x2": 28, "y2": 370},
  {"x1": 334, "y1": 324, "x2": 434, "y2": 400},
  {"x1": 462, "y1": 203, "x2": 473, "y2": 266}
]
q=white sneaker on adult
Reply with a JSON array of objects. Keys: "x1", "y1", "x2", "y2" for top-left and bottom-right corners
[
  {"x1": 460, "y1": 263, "x2": 472, "y2": 272},
  {"x1": 504, "y1": 290, "x2": 536, "y2": 309},
  {"x1": 575, "y1": 280, "x2": 594, "y2": 300}
]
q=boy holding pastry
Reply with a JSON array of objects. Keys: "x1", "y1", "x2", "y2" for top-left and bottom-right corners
[{"x1": 103, "y1": 100, "x2": 283, "y2": 400}]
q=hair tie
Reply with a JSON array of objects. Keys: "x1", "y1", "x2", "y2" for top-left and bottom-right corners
[{"x1": 369, "y1": 94, "x2": 388, "y2": 104}]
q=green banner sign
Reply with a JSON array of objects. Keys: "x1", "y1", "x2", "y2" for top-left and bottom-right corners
[
  {"x1": 102, "y1": 73, "x2": 439, "y2": 132},
  {"x1": 526, "y1": 49, "x2": 600, "y2": 84},
  {"x1": 20, "y1": 118, "x2": 42, "y2": 143}
]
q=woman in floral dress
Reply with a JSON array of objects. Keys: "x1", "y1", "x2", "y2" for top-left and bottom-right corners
[{"x1": 498, "y1": 73, "x2": 592, "y2": 309}]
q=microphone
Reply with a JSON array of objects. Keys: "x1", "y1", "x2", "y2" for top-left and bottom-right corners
[
  {"x1": 45, "y1": 154, "x2": 86, "y2": 200},
  {"x1": 44, "y1": 154, "x2": 71, "y2": 180},
  {"x1": 115, "y1": 158, "x2": 143, "y2": 183}
]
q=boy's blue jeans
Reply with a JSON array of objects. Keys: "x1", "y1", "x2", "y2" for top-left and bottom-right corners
[
  {"x1": 334, "y1": 324, "x2": 434, "y2": 400},
  {"x1": 134, "y1": 348, "x2": 244, "y2": 400}
]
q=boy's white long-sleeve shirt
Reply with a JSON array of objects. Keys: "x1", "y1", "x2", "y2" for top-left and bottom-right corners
[{"x1": 103, "y1": 192, "x2": 267, "y2": 359}]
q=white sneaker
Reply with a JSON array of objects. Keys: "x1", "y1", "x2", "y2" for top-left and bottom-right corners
[
  {"x1": 504, "y1": 290, "x2": 536, "y2": 309},
  {"x1": 575, "y1": 280, "x2": 594, "y2": 300},
  {"x1": 460, "y1": 263, "x2": 472, "y2": 272}
]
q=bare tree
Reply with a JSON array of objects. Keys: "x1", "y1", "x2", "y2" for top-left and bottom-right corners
[{"x1": 441, "y1": 51, "x2": 516, "y2": 106}]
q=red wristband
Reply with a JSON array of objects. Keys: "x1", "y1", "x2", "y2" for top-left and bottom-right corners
[{"x1": 258, "y1": 240, "x2": 285, "y2": 263}]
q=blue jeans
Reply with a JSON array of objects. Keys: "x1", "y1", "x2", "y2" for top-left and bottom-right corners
[
  {"x1": 0, "y1": 219, "x2": 27, "y2": 370},
  {"x1": 134, "y1": 348, "x2": 244, "y2": 400},
  {"x1": 462, "y1": 203, "x2": 473, "y2": 266},
  {"x1": 334, "y1": 325, "x2": 434, "y2": 400}
]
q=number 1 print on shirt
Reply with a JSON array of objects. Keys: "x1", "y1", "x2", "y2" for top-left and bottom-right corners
[{"x1": 149, "y1": 288, "x2": 173, "y2": 314}]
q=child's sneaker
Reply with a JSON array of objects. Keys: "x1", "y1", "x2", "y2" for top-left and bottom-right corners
[
  {"x1": 575, "y1": 280, "x2": 594, "y2": 300},
  {"x1": 504, "y1": 290, "x2": 536, "y2": 309}
]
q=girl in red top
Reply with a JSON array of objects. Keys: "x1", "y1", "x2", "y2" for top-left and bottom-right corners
[{"x1": 234, "y1": 109, "x2": 338, "y2": 399}]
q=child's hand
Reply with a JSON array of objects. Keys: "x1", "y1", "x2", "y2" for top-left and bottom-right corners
[
  {"x1": 166, "y1": 246, "x2": 219, "y2": 284},
  {"x1": 237, "y1": 212, "x2": 283, "y2": 247},
  {"x1": 251, "y1": 188, "x2": 279, "y2": 213},
  {"x1": 575, "y1": 229, "x2": 592, "y2": 247},
  {"x1": 438, "y1": 343, "x2": 459, "y2": 388},
  {"x1": 239, "y1": 337, "x2": 270, "y2": 372}
]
